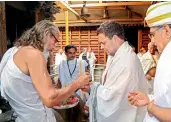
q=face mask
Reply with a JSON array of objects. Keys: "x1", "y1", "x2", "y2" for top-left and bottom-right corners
[{"x1": 43, "y1": 49, "x2": 50, "y2": 62}]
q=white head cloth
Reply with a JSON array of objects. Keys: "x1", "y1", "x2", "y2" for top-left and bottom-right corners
[{"x1": 145, "y1": 2, "x2": 171, "y2": 27}]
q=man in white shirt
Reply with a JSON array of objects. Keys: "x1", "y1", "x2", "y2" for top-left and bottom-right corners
[
  {"x1": 84, "y1": 20, "x2": 148, "y2": 122},
  {"x1": 128, "y1": 2, "x2": 171, "y2": 122},
  {"x1": 140, "y1": 42, "x2": 159, "y2": 93},
  {"x1": 87, "y1": 47, "x2": 96, "y2": 81},
  {"x1": 79, "y1": 48, "x2": 87, "y2": 60},
  {"x1": 58, "y1": 45, "x2": 89, "y2": 102},
  {"x1": 137, "y1": 46, "x2": 146, "y2": 60},
  {"x1": 140, "y1": 42, "x2": 159, "y2": 75},
  {"x1": 55, "y1": 49, "x2": 66, "y2": 66},
  {"x1": 55, "y1": 49, "x2": 66, "y2": 74}
]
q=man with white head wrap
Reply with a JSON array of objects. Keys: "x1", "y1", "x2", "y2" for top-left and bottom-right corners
[{"x1": 128, "y1": 2, "x2": 171, "y2": 122}]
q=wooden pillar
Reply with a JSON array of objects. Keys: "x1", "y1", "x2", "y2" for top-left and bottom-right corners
[
  {"x1": 35, "y1": 8, "x2": 40, "y2": 23},
  {"x1": 138, "y1": 29, "x2": 142, "y2": 52},
  {"x1": 35, "y1": 8, "x2": 45, "y2": 23},
  {"x1": 104, "y1": 52, "x2": 107, "y2": 64},
  {"x1": 65, "y1": 10, "x2": 69, "y2": 45},
  {"x1": 0, "y1": 2, "x2": 7, "y2": 60},
  {"x1": 78, "y1": 28, "x2": 81, "y2": 54},
  {"x1": 98, "y1": 43, "x2": 100, "y2": 64}
]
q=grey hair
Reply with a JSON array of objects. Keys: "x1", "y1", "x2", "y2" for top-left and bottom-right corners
[{"x1": 14, "y1": 20, "x2": 59, "y2": 51}]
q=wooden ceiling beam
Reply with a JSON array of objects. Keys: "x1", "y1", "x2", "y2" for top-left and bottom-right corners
[
  {"x1": 70, "y1": 2, "x2": 152, "y2": 8},
  {"x1": 105, "y1": 7, "x2": 109, "y2": 19},
  {"x1": 73, "y1": 6, "x2": 126, "y2": 10},
  {"x1": 69, "y1": 1, "x2": 72, "y2": 4},
  {"x1": 126, "y1": 6, "x2": 142, "y2": 17},
  {"x1": 56, "y1": 22, "x2": 144, "y2": 27},
  {"x1": 151, "y1": 1, "x2": 160, "y2": 4},
  {"x1": 128, "y1": 10, "x2": 132, "y2": 18},
  {"x1": 103, "y1": 1, "x2": 109, "y2": 19},
  {"x1": 56, "y1": 1, "x2": 87, "y2": 22},
  {"x1": 54, "y1": 18, "x2": 144, "y2": 24}
]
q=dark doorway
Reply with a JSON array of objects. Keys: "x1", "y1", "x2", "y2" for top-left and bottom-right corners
[
  {"x1": 124, "y1": 27, "x2": 138, "y2": 53},
  {"x1": 6, "y1": 3, "x2": 35, "y2": 49}
]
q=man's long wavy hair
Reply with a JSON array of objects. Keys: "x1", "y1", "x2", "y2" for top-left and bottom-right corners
[{"x1": 14, "y1": 20, "x2": 59, "y2": 51}]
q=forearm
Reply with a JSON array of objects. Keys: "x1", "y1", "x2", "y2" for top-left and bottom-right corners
[
  {"x1": 149, "y1": 104, "x2": 171, "y2": 122},
  {"x1": 48, "y1": 81, "x2": 78, "y2": 107}
]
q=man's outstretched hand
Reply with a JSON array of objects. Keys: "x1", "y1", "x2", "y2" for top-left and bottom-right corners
[{"x1": 128, "y1": 91, "x2": 150, "y2": 107}]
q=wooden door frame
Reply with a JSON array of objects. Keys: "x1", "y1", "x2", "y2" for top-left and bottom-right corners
[
  {"x1": 0, "y1": 1, "x2": 7, "y2": 61},
  {"x1": 138, "y1": 28, "x2": 142, "y2": 52}
]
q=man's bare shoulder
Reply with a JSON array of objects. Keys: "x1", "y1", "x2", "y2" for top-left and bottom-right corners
[{"x1": 19, "y1": 46, "x2": 45, "y2": 61}]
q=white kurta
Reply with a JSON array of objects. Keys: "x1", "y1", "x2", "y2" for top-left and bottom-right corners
[
  {"x1": 87, "y1": 52, "x2": 96, "y2": 65},
  {"x1": 144, "y1": 41, "x2": 171, "y2": 122},
  {"x1": 89, "y1": 42, "x2": 148, "y2": 122},
  {"x1": 79, "y1": 53, "x2": 84, "y2": 60},
  {"x1": 87, "y1": 52, "x2": 96, "y2": 81},
  {"x1": 55, "y1": 53, "x2": 66, "y2": 66}
]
